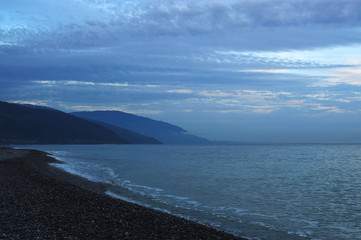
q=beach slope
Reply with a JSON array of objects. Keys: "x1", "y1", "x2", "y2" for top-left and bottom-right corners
[{"x1": 0, "y1": 148, "x2": 245, "y2": 240}]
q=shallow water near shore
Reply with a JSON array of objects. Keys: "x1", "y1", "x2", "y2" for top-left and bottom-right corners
[{"x1": 16, "y1": 144, "x2": 361, "y2": 240}]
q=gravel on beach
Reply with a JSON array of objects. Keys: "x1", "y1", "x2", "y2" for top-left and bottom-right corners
[{"x1": 0, "y1": 148, "x2": 246, "y2": 240}]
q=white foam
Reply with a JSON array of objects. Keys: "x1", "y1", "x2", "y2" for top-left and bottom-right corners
[
  {"x1": 48, "y1": 152, "x2": 117, "y2": 184},
  {"x1": 251, "y1": 221, "x2": 267, "y2": 227},
  {"x1": 126, "y1": 183, "x2": 163, "y2": 192},
  {"x1": 331, "y1": 225, "x2": 360, "y2": 233},
  {"x1": 250, "y1": 212, "x2": 278, "y2": 219},
  {"x1": 47, "y1": 155, "x2": 316, "y2": 240},
  {"x1": 186, "y1": 200, "x2": 201, "y2": 206},
  {"x1": 287, "y1": 229, "x2": 318, "y2": 239},
  {"x1": 164, "y1": 195, "x2": 189, "y2": 200},
  {"x1": 153, "y1": 207, "x2": 171, "y2": 214},
  {"x1": 288, "y1": 217, "x2": 319, "y2": 228},
  {"x1": 43, "y1": 148, "x2": 319, "y2": 240},
  {"x1": 105, "y1": 190, "x2": 149, "y2": 206},
  {"x1": 51, "y1": 162, "x2": 101, "y2": 182},
  {"x1": 227, "y1": 207, "x2": 249, "y2": 215},
  {"x1": 294, "y1": 230, "x2": 313, "y2": 238},
  {"x1": 106, "y1": 190, "x2": 173, "y2": 214}
]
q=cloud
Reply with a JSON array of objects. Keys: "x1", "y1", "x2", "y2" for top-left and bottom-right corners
[
  {"x1": 98, "y1": 83, "x2": 130, "y2": 87},
  {"x1": 64, "y1": 104, "x2": 162, "y2": 115},
  {"x1": 197, "y1": 89, "x2": 293, "y2": 104},
  {"x1": 199, "y1": 90, "x2": 233, "y2": 97},
  {"x1": 236, "y1": 69, "x2": 288, "y2": 74},
  {"x1": 99, "y1": 82, "x2": 159, "y2": 88},
  {"x1": 180, "y1": 89, "x2": 303, "y2": 114},
  {"x1": 10, "y1": 100, "x2": 49, "y2": 106},
  {"x1": 34, "y1": 80, "x2": 159, "y2": 88},
  {"x1": 322, "y1": 66, "x2": 361, "y2": 86},
  {"x1": 34, "y1": 80, "x2": 57, "y2": 85},
  {"x1": 168, "y1": 89, "x2": 194, "y2": 94},
  {"x1": 215, "y1": 46, "x2": 361, "y2": 70},
  {"x1": 202, "y1": 104, "x2": 278, "y2": 114},
  {"x1": 311, "y1": 104, "x2": 347, "y2": 113},
  {"x1": 4, "y1": 0, "x2": 361, "y2": 143},
  {"x1": 250, "y1": 108, "x2": 277, "y2": 114},
  {"x1": 303, "y1": 93, "x2": 331, "y2": 101},
  {"x1": 65, "y1": 80, "x2": 95, "y2": 86},
  {"x1": 3, "y1": 0, "x2": 361, "y2": 53},
  {"x1": 112, "y1": 0, "x2": 361, "y2": 35}
]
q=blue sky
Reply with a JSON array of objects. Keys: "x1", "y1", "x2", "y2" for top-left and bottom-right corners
[{"x1": 2, "y1": 0, "x2": 361, "y2": 142}]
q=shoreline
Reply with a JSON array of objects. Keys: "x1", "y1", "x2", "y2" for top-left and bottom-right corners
[{"x1": 0, "y1": 147, "x2": 246, "y2": 240}]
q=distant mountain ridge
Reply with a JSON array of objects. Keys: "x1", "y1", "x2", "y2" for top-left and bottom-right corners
[
  {"x1": 0, "y1": 101, "x2": 160, "y2": 145},
  {"x1": 71, "y1": 111, "x2": 210, "y2": 144},
  {"x1": 21, "y1": 104, "x2": 59, "y2": 111},
  {"x1": 90, "y1": 120, "x2": 161, "y2": 144}
]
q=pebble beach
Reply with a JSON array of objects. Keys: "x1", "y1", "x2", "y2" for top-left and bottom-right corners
[{"x1": 0, "y1": 147, "x2": 245, "y2": 240}]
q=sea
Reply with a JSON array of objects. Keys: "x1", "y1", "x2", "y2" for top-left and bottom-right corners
[{"x1": 16, "y1": 144, "x2": 361, "y2": 240}]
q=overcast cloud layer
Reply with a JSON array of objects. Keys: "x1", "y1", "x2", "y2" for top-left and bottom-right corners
[{"x1": 2, "y1": 0, "x2": 361, "y2": 142}]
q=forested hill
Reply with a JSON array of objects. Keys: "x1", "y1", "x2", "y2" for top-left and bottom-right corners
[
  {"x1": 71, "y1": 111, "x2": 210, "y2": 145},
  {"x1": 0, "y1": 101, "x2": 159, "y2": 145}
]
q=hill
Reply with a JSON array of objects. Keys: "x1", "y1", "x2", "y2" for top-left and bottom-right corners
[
  {"x1": 0, "y1": 101, "x2": 159, "y2": 145},
  {"x1": 71, "y1": 111, "x2": 210, "y2": 144},
  {"x1": 92, "y1": 120, "x2": 161, "y2": 144}
]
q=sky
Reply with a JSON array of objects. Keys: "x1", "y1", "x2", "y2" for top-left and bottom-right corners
[{"x1": 2, "y1": 0, "x2": 361, "y2": 143}]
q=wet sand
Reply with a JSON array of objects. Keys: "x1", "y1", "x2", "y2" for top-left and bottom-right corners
[{"x1": 0, "y1": 147, "x2": 246, "y2": 240}]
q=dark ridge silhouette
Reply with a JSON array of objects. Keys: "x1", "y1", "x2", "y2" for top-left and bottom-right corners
[
  {"x1": 0, "y1": 101, "x2": 129, "y2": 144},
  {"x1": 71, "y1": 111, "x2": 210, "y2": 144},
  {"x1": 21, "y1": 104, "x2": 59, "y2": 111},
  {"x1": 92, "y1": 120, "x2": 162, "y2": 144}
]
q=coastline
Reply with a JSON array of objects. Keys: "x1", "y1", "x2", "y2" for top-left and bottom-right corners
[{"x1": 0, "y1": 147, "x2": 246, "y2": 240}]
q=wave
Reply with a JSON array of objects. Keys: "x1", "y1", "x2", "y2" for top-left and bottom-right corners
[{"x1": 47, "y1": 150, "x2": 317, "y2": 240}]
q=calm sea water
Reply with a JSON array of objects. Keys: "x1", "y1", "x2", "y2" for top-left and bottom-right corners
[{"x1": 18, "y1": 144, "x2": 361, "y2": 240}]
